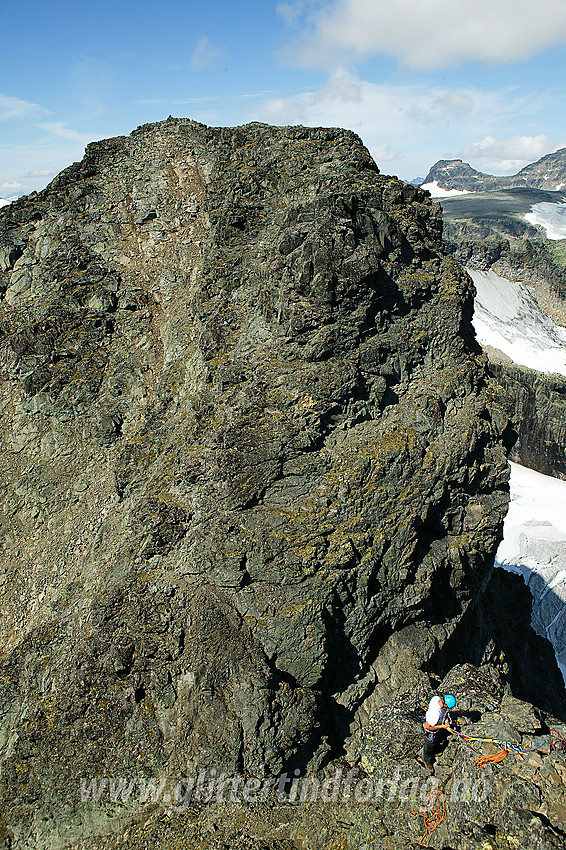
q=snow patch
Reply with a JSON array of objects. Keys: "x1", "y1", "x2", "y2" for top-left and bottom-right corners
[
  {"x1": 420, "y1": 180, "x2": 471, "y2": 198},
  {"x1": 497, "y1": 462, "x2": 566, "y2": 684},
  {"x1": 468, "y1": 267, "x2": 566, "y2": 376},
  {"x1": 524, "y1": 199, "x2": 566, "y2": 239}
]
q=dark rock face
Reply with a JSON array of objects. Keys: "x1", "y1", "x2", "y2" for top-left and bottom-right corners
[
  {"x1": 489, "y1": 362, "x2": 566, "y2": 478},
  {"x1": 0, "y1": 119, "x2": 513, "y2": 846},
  {"x1": 423, "y1": 148, "x2": 566, "y2": 192}
]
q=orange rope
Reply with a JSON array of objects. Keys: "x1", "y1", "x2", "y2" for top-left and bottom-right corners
[
  {"x1": 411, "y1": 789, "x2": 447, "y2": 846},
  {"x1": 474, "y1": 747, "x2": 508, "y2": 768}
]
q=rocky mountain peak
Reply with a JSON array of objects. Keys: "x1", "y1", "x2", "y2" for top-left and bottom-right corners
[{"x1": 0, "y1": 118, "x2": 558, "y2": 848}]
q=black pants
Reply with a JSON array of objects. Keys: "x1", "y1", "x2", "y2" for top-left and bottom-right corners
[{"x1": 423, "y1": 735, "x2": 436, "y2": 767}]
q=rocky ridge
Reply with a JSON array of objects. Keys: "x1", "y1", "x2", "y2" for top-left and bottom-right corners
[
  {"x1": 0, "y1": 118, "x2": 554, "y2": 848},
  {"x1": 423, "y1": 149, "x2": 566, "y2": 193}
]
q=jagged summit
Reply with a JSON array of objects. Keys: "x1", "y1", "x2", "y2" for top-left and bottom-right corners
[{"x1": 423, "y1": 147, "x2": 566, "y2": 193}]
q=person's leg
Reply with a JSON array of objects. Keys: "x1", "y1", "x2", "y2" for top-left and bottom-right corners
[{"x1": 423, "y1": 737, "x2": 435, "y2": 771}]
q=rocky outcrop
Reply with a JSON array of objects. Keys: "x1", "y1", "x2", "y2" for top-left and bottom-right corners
[
  {"x1": 423, "y1": 148, "x2": 566, "y2": 193},
  {"x1": 0, "y1": 118, "x2": 517, "y2": 847},
  {"x1": 488, "y1": 362, "x2": 566, "y2": 477}
]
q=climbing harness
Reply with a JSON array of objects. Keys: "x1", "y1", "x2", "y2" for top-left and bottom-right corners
[{"x1": 411, "y1": 789, "x2": 447, "y2": 847}]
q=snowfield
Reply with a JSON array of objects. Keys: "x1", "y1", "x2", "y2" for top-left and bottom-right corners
[
  {"x1": 497, "y1": 462, "x2": 566, "y2": 683},
  {"x1": 420, "y1": 180, "x2": 471, "y2": 198},
  {"x1": 524, "y1": 199, "x2": 566, "y2": 240},
  {"x1": 467, "y1": 267, "x2": 566, "y2": 376}
]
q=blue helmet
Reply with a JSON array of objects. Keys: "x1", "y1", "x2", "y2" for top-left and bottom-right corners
[{"x1": 444, "y1": 694, "x2": 456, "y2": 709}]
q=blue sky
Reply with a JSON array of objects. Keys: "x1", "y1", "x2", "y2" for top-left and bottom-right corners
[{"x1": 3, "y1": 0, "x2": 566, "y2": 198}]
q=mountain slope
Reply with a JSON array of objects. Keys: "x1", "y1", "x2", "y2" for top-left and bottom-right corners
[{"x1": 432, "y1": 185, "x2": 566, "y2": 476}]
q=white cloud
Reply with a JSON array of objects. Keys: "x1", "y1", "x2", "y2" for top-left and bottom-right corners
[
  {"x1": 256, "y1": 72, "x2": 499, "y2": 145},
  {"x1": 490, "y1": 159, "x2": 533, "y2": 173},
  {"x1": 370, "y1": 144, "x2": 401, "y2": 162},
  {"x1": 407, "y1": 92, "x2": 475, "y2": 125},
  {"x1": 257, "y1": 73, "x2": 381, "y2": 131},
  {"x1": 38, "y1": 122, "x2": 98, "y2": 143},
  {"x1": 24, "y1": 168, "x2": 57, "y2": 179},
  {"x1": 459, "y1": 134, "x2": 557, "y2": 161},
  {"x1": 190, "y1": 36, "x2": 226, "y2": 71},
  {"x1": 0, "y1": 93, "x2": 48, "y2": 122},
  {"x1": 276, "y1": 1, "x2": 320, "y2": 26},
  {"x1": 277, "y1": 2, "x2": 300, "y2": 26},
  {"x1": 281, "y1": 0, "x2": 566, "y2": 70},
  {"x1": 252, "y1": 72, "x2": 545, "y2": 178},
  {"x1": 1, "y1": 181, "x2": 23, "y2": 194},
  {"x1": 456, "y1": 134, "x2": 566, "y2": 173}
]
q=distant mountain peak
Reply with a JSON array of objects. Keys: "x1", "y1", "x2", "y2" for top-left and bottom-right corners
[{"x1": 422, "y1": 147, "x2": 566, "y2": 193}]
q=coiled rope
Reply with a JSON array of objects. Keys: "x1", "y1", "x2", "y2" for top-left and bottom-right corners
[{"x1": 411, "y1": 789, "x2": 447, "y2": 846}]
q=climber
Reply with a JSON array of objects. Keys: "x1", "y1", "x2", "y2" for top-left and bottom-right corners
[{"x1": 422, "y1": 694, "x2": 456, "y2": 774}]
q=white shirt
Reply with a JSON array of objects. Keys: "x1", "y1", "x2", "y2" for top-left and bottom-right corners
[{"x1": 425, "y1": 696, "x2": 445, "y2": 727}]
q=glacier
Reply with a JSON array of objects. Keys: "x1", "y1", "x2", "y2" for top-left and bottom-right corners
[
  {"x1": 497, "y1": 462, "x2": 566, "y2": 684},
  {"x1": 524, "y1": 199, "x2": 566, "y2": 240},
  {"x1": 468, "y1": 267, "x2": 566, "y2": 377}
]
